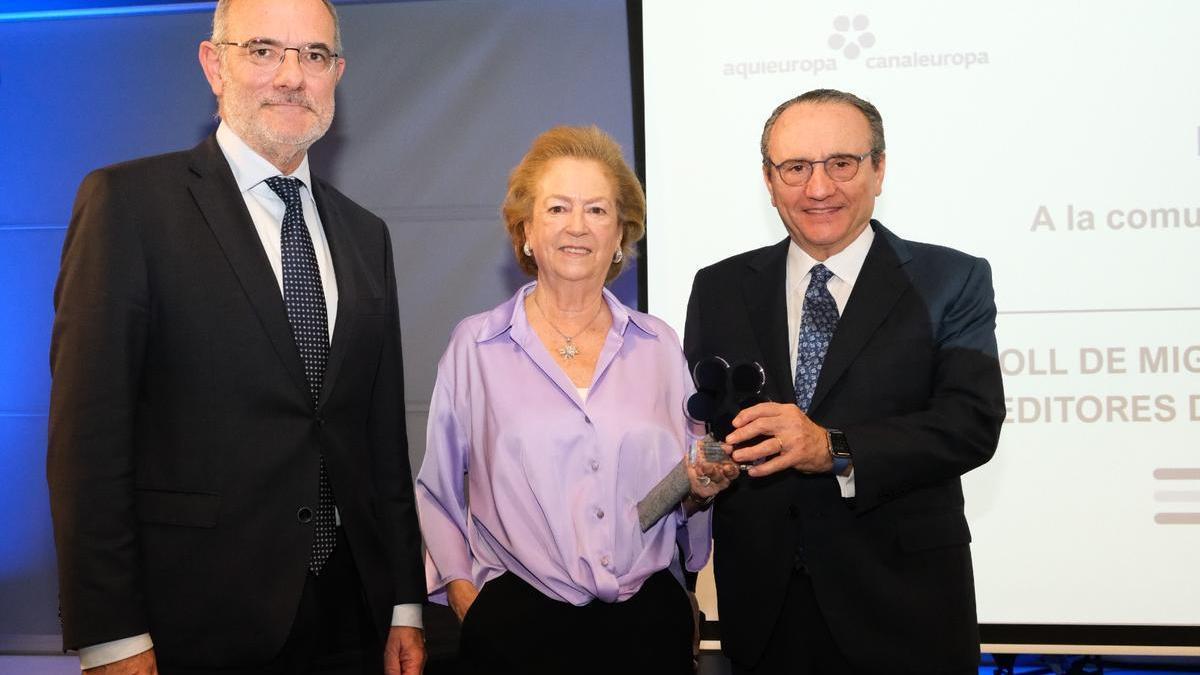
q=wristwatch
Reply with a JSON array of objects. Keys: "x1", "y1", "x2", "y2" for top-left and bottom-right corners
[{"x1": 826, "y1": 428, "x2": 852, "y2": 474}]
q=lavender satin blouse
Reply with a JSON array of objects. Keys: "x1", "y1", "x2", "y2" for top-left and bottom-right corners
[{"x1": 416, "y1": 282, "x2": 711, "y2": 606}]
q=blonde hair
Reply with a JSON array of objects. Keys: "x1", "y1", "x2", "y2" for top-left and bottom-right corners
[{"x1": 502, "y1": 126, "x2": 646, "y2": 283}]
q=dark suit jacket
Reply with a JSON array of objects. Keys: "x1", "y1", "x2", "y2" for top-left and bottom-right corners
[
  {"x1": 684, "y1": 222, "x2": 1005, "y2": 673},
  {"x1": 47, "y1": 136, "x2": 425, "y2": 668}
]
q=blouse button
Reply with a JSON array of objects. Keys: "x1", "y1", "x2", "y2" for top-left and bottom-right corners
[{"x1": 590, "y1": 460, "x2": 600, "y2": 471}]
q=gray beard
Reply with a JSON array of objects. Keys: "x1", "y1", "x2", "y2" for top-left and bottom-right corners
[{"x1": 219, "y1": 96, "x2": 334, "y2": 166}]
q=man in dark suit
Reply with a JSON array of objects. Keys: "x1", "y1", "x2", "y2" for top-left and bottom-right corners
[
  {"x1": 684, "y1": 89, "x2": 1005, "y2": 674},
  {"x1": 46, "y1": 0, "x2": 425, "y2": 673}
]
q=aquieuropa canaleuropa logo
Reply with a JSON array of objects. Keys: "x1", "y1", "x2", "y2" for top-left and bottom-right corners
[
  {"x1": 828, "y1": 14, "x2": 875, "y2": 60},
  {"x1": 722, "y1": 13, "x2": 990, "y2": 79}
]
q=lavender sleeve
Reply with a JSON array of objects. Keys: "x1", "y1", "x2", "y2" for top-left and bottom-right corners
[{"x1": 415, "y1": 361, "x2": 473, "y2": 605}]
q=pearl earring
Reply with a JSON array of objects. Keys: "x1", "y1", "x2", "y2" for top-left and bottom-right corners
[
  {"x1": 523, "y1": 242, "x2": 533, "y2": 256},
  {"x1": 612, "y1": 249, "x2": 623, "y2": 264}
]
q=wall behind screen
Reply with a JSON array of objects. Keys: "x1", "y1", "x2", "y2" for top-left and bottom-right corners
[{"x1": 0, "y1": 0, "x2": 635, "y2": 650}]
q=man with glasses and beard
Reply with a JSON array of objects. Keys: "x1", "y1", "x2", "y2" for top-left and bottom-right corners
[
  {"x1": 683, "y1": 89, "x2": 1006, "y2": 674},
  {"x1": 47, "y1": 0, "x2": 425, "y2": 672}
]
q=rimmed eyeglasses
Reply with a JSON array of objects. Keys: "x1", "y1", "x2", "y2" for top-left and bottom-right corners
[
  {"x1": 768, "y1": 150, "x2": 874, "y2": 187},
  {"x1": 215, "y1": 38, "x2": 341, "y2": 76}
]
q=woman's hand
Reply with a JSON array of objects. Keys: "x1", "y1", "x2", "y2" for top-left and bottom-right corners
[
  {"x1": 684, "y1": 441, "x2": 738, "y2": 513},
  {"x1": 447, "y1": 579, "x2": 480, "y2": 623}
]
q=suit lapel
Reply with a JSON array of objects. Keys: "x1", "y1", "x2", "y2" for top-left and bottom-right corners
[
  {"x1": 809, "y1": 223, "x2": 912, "y2": 414},
  {"x1": 742, "y1": 239, "x2": 794, "y2": 404},
  {"x1": 312, "y1": 178, "x2": 358, "y2": 406},
  {"x1": 186, "y1": 136, "x2": 311, "y2": 403}
]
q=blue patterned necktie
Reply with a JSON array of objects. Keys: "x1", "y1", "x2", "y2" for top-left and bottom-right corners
[
  {"x1": 794, "y1": 263, "x2": 839, "y2": 412},
  {"x1": 265, "y1": 176, "x2": 335, "y2": 575}
]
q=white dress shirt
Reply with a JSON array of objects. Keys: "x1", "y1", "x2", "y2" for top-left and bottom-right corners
[
  {"x1": 216, "y1": 121, "x2": 339, "y2": 337},
  {"x1": 785, "y1": 225, "x2": 875, "y2": 499},
  {"x1": 79, "y1": 123, "x2": 419, "y2": 669}
]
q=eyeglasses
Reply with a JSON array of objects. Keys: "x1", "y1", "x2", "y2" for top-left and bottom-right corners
[
  {"x1": 216, "y1": 38, "x2": 341, "y2": 76},
  {"x1": 768, "y1": 151, "x2": 874, "y2": 187}
]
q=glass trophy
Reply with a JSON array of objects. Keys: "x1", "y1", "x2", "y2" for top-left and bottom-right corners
[
  {"x1": 636, "y1": 356, "x2": 771, "y2": 531},
  {"x1": 685, "y1": 356, "x2": 769, "y2": 471}
]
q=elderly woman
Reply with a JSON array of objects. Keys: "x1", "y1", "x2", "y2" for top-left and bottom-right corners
[{"x1": 416, "y1": 126, "x2": 734, "y2": 674}]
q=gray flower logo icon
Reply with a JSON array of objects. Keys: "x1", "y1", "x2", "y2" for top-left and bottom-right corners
[{"x1": 828, "y1": 14, "x2": 875, "y2": 60}]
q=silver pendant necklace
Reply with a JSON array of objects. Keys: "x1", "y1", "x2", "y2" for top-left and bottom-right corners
[{"x1": 532, "y1": 291, "x2": 604, "y2": 360}]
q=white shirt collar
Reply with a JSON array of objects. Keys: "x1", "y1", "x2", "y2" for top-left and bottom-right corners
[
  {"x1": 786, "y1": 221, "x2": 876, "y2": 289},
  {"x1": 214, "y1": 120, "x2": 313, "y2": 193}
]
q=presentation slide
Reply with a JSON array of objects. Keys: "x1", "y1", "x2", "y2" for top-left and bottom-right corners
[{"x1": 643, "y1": 1, "x2": 1199, "y2": 627}]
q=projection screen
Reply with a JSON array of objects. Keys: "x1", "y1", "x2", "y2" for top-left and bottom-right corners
[{"x1": 640, "y1": 0, "x2": 1200, "y2": 649}]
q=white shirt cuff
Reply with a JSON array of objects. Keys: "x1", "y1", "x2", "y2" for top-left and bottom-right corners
[
  {"x1": 835, "y1": 467, "x2": 856, "y2": 499},
  {"x1": 391, "y1": 603, "x2": 423, "y2": 629},
  {"x1": 78, "y1": 633, "x2": 153, "y2": 670}
]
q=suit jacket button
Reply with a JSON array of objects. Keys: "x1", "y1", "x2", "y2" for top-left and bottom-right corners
[
  {"x1": 314, "y1": 417, "x2": 325, "y2": 427},
  {"x1": 787, "y1": 504, "x2": 800, "y2": 519},
  {"x1": 297, "y1": 507, "x2": 313, "y2": 523}
]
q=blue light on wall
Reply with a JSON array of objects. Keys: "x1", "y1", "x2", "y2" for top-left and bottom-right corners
[
  {"x1": 0, "y1": 0, "x2": 403, "y2": 23},
  {"x1": 0, "y1": 1, "x2": 217, "y2": 641},
  {"x1": 0, "y1": 1, "x2": 213, "y2": 23},
  {"x1": 0, "y1": 225, "x2": 64, "y2": 637}
]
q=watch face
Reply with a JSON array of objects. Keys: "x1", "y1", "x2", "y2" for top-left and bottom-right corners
[{"x1": 829, "y1": 430, "x2": 852, "y2": 458}]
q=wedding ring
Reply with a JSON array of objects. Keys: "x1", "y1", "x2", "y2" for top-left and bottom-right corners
[{"x1": 698, "y1": 475, "x2": 712, "y2": 487}]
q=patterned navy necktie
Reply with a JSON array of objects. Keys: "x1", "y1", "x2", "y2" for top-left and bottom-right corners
[
  {"x1": 265, "y1": 176, "x2": 335, "y2": 575},
  {"x1": 794, "y1": 263, "x2": 840, "y2": 412}
]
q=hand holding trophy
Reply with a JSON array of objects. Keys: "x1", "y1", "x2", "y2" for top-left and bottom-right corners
[
  {"x1": 636, "y1": 356, "x2": 767, "y2": 530},
  {"x1": 686, "y1": 356, "x2": 770, "y2": 471}
]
